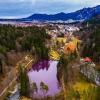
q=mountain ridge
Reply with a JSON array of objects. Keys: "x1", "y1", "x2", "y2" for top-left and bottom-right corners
[
  {"x1": 23, "y1": 5, "x2": 100, "y2": 21},
  {"x1": 0, "y1": 5, "x2": 100, "y2": 22}
]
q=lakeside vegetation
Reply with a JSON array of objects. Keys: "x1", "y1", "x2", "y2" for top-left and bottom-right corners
[
  {"x1": 0, "y1": 25, "x2": 50, "y2": 100},
  {"x1": 0, "y1": 25, "x2": 49, "y2": 75}
]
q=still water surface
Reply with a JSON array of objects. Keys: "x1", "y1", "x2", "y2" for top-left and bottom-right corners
[{"x1": 28, "y1": 60, "x2": 60, "y2": 97}]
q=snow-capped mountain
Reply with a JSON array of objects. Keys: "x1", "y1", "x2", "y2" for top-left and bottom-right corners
[{"x1": 23, "y1": 5, "x2": 100, "y2": 21}]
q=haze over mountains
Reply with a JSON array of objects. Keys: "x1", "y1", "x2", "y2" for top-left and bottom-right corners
[{"x1": 0, "y1": 5, "x2": 100, "y2": 22}]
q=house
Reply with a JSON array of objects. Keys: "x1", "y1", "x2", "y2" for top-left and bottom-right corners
[{"x1": 84, "y1": 57, "x2": 92, "y2": 62}]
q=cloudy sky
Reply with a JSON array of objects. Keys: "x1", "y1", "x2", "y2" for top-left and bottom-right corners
[{"x1": 0, "y1": 0, "x2": 100, "y2": 18}]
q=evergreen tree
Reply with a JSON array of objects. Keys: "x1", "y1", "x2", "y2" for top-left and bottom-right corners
[{"x1": 19, "y1": 65, "x2": 30, "y2": 97}]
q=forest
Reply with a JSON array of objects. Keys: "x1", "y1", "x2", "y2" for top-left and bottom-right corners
[
  {"x1": 0, "y1": 25, "x2": 49, "y2": 74},
  {"x1": 79, "y1": 15, "x2": 100, "y2": 63}
]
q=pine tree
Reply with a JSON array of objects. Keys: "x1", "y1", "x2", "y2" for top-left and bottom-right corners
[{"x1": 19, "y1": 65, "x2": 30, "y2": 97}]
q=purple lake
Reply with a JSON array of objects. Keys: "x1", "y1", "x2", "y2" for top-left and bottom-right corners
[{"x1": 28, "y1": 60, "x2": 60, "y2": 97}]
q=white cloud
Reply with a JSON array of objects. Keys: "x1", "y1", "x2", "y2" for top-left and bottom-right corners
[
  {"x1": 38, "y1": 0, "x2": 100, "y2": 6},
  {"x1": 0, "y1": 0, "x2": 100, "y2": 6},
  {"x1": 0, "y1": 0, "x2": 36, "y2": 4}
]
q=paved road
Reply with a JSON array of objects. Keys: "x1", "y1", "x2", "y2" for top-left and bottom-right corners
[{"x1": 0, "y1": 55, "x2": 33, "y2": 98}]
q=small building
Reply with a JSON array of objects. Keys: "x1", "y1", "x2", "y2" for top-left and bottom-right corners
[{"x1": 84, "y1": 57, "x2": 92, "y2": 62}]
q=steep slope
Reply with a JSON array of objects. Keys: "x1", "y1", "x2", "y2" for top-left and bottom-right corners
[{"x1": 81, "y1": 15, "x2": 100, "y2": 63}]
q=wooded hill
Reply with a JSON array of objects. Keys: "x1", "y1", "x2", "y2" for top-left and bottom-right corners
[
  {"x1": 81, "y1": 15, "x2": 100, "y2": 63},
  {"x1": 0, "y1": 25, "x2": 49, "y2": 74}
]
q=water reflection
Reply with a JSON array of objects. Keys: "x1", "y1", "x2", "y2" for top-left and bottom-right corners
[
  {"x1": 32, "y1": 60, "x2": 50, "y2": 71},
  {"x1": 28, "y1": 60, "x2": 60, "y2": 98}
]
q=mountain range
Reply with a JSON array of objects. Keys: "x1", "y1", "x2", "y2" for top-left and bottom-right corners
[
  {"x1": 0, "y1": 5, "x2": 100, "y2": 22},
  {"x1": 22, "y1": 5, "x2": 100, "y2": 21}
]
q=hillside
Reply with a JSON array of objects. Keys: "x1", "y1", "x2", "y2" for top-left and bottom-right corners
[
  {"x1": 81, "y1": 15, "x2": 100, "y2": 63},
  {"x1": 0, "y1": 25, "x2": 49, "y2": 74}
]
